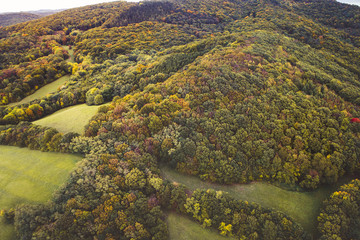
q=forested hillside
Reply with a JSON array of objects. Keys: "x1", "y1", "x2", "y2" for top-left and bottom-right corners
[
  {"x1": 0, "y1": 10, "x2": 62, "y2": 27},
  {"x1": 0, "y1": 0, "x2": 359, "y2": 239},
  {"x1": 0, "y1": 13, "x2": 40, "y2": 27}
]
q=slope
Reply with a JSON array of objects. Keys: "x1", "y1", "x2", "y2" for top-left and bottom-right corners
[
  {"x1": 0, "y1": 13, "x2": 40, "y2": 27},
  {"x1": 0, "y1": 0, "x2": 359, "y2": 239}
]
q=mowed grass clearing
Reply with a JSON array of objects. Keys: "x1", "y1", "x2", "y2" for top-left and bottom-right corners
[
  {"x1": 33, "y1": 104, "x2": 101, "y2": 134},
  {"x1": 161, "y1": 166, "x2": 341, "y2": 236},
  {"x1": 167, "y1": 213, "x2": 236, "y2": 240},
  {"x1": 63, "y1": 46, "x2": 75, "y2": 63},
  {"x1": 7, "y1": 75, "x2": 70, "y2": 107},
  {"x1": 0, "y1": 221, "x2": 16, "y2": 240},
  {"x1": 7, "y1": 45, "x2": 74, "y2": 108},
  {"x1": 0, "y1": 145, "x2": 82, "y2": 240}
]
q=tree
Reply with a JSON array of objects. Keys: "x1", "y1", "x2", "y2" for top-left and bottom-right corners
[{"x1": 125, "y1": 168, "x2": 146, "y2": 190}]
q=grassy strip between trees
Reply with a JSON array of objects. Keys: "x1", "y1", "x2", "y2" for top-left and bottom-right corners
[
  {"x1": 4, "y1": 46, "x2": 73, "y2": 108},
  {"x1": 167, "y1": 213, "x2": 236, "y2": 240},
  {"x1": 63, "y1": 46, "x2": 75, "y2": 63},
  {"x1": 0, "y1": 221, "x2": 16, "y2": 240},
  {"x1": 0, "y1": 145, "x2": 82, "y2": 240},
  {"x1": 7, "y1": 75, "x2": 70, "y2": 107},
  {"x1": 33, "y1": 104, "x2": 101, "y2": 134},
  {"x1": 161, "y1": 166, "x2": 348, "y2": 237}
]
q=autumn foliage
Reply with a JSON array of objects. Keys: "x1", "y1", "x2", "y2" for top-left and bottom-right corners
[{"x1": 0, "y1": 0, "x2": 360, "y2": 239}]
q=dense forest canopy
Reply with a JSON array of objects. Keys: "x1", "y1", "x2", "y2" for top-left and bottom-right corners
[
  {"x1": 318, "y1": 179, "x2": 360, "y2": 239},
  {"x1": 0, "y1": 0, "x2": 360, "y2": 239}
]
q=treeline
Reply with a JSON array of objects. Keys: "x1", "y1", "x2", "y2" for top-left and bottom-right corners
[
  {"x1": 0, "y1": 121, "x2": 309, "y2": 239},
  {"x1": 318, "y1": 179, "x2": 360, "y2": 240},
  {"x1": 0, "y1": 86, "x2": 86, "y2": 124},
  {"x1": 0, "y1": 122, "x2": 79, "y2": 152},
  {"x1": 0, "y1": 44, "x2": 71, "y2": 105},
  {"x1": 184, "y1": 189, "x2": 309, "y2": 239},
  {"x1": 0, "y1": 24, "x2": 73, "y2": 106}
]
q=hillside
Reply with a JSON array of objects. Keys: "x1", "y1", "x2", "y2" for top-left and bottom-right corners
[
  {"x1": 0, "y1": 13, "x2": 41, "y2": 27},
  {"x1": 27, "y1": 9, "x2": 65, "y2": 17},
  {"x1": 0, "y1": 0, "x2": 360, "y2": 239},
  {"x1": 0, "y1": 10, "x2": 63, "y2": 27}
]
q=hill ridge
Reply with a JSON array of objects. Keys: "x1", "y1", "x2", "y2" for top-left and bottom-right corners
[{"x1": 0, "y1": 0, "x2": 359, "y2": 239}]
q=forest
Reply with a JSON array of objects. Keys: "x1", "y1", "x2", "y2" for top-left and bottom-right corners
[{"x1": 0, "y1": 0, "x2": 360, "y2": 239}]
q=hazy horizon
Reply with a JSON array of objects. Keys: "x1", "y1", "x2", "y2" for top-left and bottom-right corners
[
  {"x1": 0, "y1": 0, "x2": 139, "y2": 14},
  {"x1": 0, "y1": 0, "x2": 359, "y2": 14}
]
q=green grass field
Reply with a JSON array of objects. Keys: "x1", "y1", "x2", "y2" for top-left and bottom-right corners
[
  {"x1": 167, "y1": 213, "x2": 236, "y2": 240},
  {"x1": 0, "y1": 145, "x2": 82, "y2": 240},
  {"x1": 33, "y1": 104, "x2": 101, "y2": 134},
  {"x1": 0, "y1": 221, "x2": 16, "y2": 240},
  {"x1": 7, "y1": 45, "x2": 73, "y2": 108},
  {"x1": 63, "y1": 46, "x2": 75, "y2": 63},
  {"x1": 7, "y1": 75, "x2": 70, "y2": 107},
  {"x1": 161, "y1": 166, "x2": 344, "y2": 236}
]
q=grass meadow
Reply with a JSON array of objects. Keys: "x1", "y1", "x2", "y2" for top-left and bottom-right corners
[
  {"x1": 167, "y1": 213, "x2": 236, "y2": 240},
  {"x1": 7, "y1": 75, "x2": 70, "y2": 107},
  {"x1": 63, "y1": 46, "x2": 75, "y2": 63},
  {"x1": 161, "y1": 166, "x2": 343, "y2": 236},
  {"x1": 0, "y1": 145, "x2": 82, "y2": 240},
  {"x1": 7, "y1": 45, "x2": 74, "y2": 108},
  {"x1": 33, "y1": 104, "x2": 101, "y2": 134}
]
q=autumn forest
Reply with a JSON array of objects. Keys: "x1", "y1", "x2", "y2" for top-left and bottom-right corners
[{"x1": 0, "y1": 0, "x2": 360, "y2": 239}]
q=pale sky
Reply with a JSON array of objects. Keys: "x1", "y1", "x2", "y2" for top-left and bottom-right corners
[
  {"x1": 0, "y1": 0, "x2": 359, "y2": 13},
  {"x1": 0, "y1": 0, "x2": 138, "y2": 13},
  {"x1": 337, "y1": 0, "x2": 360, "y2": 6}
]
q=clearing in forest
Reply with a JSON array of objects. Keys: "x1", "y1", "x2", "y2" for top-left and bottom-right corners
[
  {"x1": 161, "y1": 166, "x2": 346, "y2": 236},
  {"x1": 0, "y1": 145, "x2": 82, "y2": 240},
  {"x1": 33, "y1": 104, "x2": 101, "y2": 134}
]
